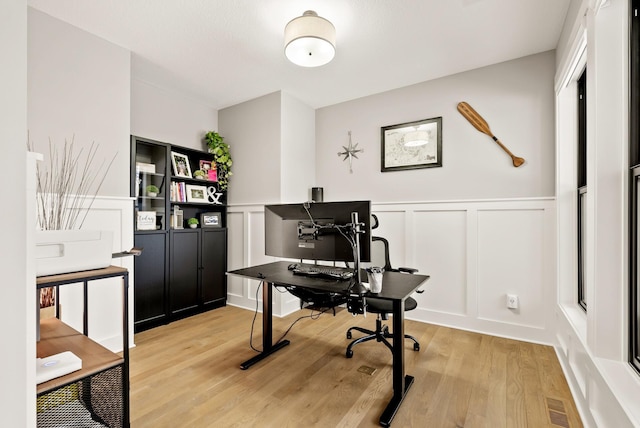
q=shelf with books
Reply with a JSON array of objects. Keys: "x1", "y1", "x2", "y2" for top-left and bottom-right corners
[
  {"x1": 131, "y1": 135, "x2": 228, "y2": 332},
  {"x1": 170, "y1": 179, "x2": 225, "y2": 206},
  {"x1": 170, "y1": 174, "x2": 216, "y2": 185}
]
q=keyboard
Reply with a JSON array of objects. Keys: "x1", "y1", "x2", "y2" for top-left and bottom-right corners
[{"x1": 288, "y1": 263, "x2": 354, "y2": 281}]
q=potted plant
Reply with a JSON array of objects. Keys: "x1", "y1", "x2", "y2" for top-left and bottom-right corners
[
  {"x1": 205, "y1": 131, "x2": 232, "y2": 191},
  {"x1": 187, "y1": 217, "x2": 199, "y2": 229},
  {"x1": 194, "y1": 169, "x2": 206, "y2": 179},
  {"x1": 146, "y1": 185, "x2": 159, "y2": 197}
]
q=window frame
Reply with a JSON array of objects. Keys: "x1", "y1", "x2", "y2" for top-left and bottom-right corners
[
  {"x1": 629, "y1": 0, "x2": 640, "y2": 374},
  {"x1": 577, "y1": 68, "x2": 588, "y2": 311}
]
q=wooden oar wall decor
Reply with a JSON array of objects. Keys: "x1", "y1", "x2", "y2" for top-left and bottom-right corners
[{"x1": 456, "y1": 101, "x2": 525, "y2": 167}]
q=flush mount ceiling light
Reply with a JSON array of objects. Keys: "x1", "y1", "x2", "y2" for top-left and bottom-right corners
[{"x1": 284, "y1": 10, "x2": 336, "y2": 67}]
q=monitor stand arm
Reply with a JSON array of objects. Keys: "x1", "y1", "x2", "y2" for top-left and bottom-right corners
[
  {"x1": 345, "y1": 211, "x2": 368, "y2": 315},
  {"x1": 348, "y1": 211, "x2": 368, "y2": 295}
]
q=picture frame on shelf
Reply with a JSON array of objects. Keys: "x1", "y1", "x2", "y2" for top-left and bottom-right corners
[
  {"x1": 171, "y1": 206, "x2": 184, "y2": 229},
  {"x1": 171, "y1": 151, "x2": 192, "y2": 178},
  {"x1": 185, "y1": 184, "x2": 207, "y2": 203},
  {"x1": 200, "y1": 211, "x2": 222, "y2": 228},
  {"x1": 381, "y1": 116, "x2": 442, "y2": 172},
  {"x1": 137, "y1": 211, "x2": 157, "y2": 230},
  {"x1": 136, "y1": 162, "x2": 156, "y2": 174},
  {"x1": 200, "y1": 159, "x2": 218, "y2": 181}
]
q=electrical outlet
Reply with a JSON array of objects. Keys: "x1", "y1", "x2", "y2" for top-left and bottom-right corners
[{"x1": 507, "y1": 294, "x2": 519, "y2": 309}]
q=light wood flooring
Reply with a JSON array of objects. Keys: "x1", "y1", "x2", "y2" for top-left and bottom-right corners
[{"x1": 129, "y1": 305, "x2": 582, "y2": 427}]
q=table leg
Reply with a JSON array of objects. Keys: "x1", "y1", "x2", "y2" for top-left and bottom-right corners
[
  {"x1": 379, "y1": 298, "x2": 414, "y2": 427},
  {"x1": 123, "y1": 272, "x2": 130, "y2": 427},
  {"x1": 83, "y1": 280, "x2": 89, "y2": 335},
  {"x1": 55, "y1": 285, "x2": 61, "y2": 319},
  {"x1": 240, "y1": 281, "x2": 290, "y2": 370}
]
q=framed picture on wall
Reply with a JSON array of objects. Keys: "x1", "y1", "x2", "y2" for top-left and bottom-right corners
[
  {"x1": 171, "y1": 151, "x2": 192, "y2": 178},
  {"x1": 200, "y1": 211, "x2": 222, "y2": 228},
  {"x1": 381, "y1": 116, "x2": 442, "y2": 172}
]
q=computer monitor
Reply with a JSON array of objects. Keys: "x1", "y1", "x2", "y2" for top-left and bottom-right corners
[{"x1": 264, "y1": 200, "x2": 371, "y2": 264}]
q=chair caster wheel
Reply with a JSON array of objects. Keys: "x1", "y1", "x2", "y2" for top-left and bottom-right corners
[
  {"x1": 346, "y1": 349, "x2": 353, "y2": 358},
  {"x1": 346, "y1": 332, "x2": 352, "y2": 339},
  {"x1": 413, "y1": 343, "x2": 420, "y2": 351}
]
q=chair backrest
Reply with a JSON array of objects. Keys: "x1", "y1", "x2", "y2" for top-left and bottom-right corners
[
  {"x1": 370, "y1": 236, "x2": 393, "y2": 271},
  {"x1": 367, "y1": 214, "x2": 419, "y2": 275},
  {"x1": 366, "y1": 213, "x2": 389, "y2": 270}
]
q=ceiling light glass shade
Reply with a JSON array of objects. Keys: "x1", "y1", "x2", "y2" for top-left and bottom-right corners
[
  {"x1": 284, "y1": 10, "x2": 336, "y2": 67},
  {"x1": 403, "y1": 130, "x2": 431, "y2": 147}
]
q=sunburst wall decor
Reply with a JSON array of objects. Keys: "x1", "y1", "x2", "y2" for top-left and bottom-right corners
[{"x1": 337, "y1": 131, "x2": 363, "y2": 173}]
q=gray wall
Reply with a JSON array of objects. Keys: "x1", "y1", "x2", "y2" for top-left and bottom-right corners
[
  {"x1": 27, "y1": 8, "x2": 130, "y2": 198},
  {"x1": 131, "y1": 56, "x2": 218, "y2": 151},
  {"x1": 219, "y1": 91, "x2": 316, "y2": 205},
  {"x1": 315, "y1": 51, "x2": 556, "y2": 202},
  {"x1": 280, "y1": 92, "x2": 315, "y2": 203},
  {"x1": 219, "y1": 92, "x2": 282, "y2": 205},
  {"x1": 27, "y1": 8, "x2": 219, "y2": 198}
]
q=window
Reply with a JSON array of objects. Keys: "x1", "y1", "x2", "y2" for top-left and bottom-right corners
[
  {"x1": 577, "y1": 69, "x2": 587, "y2": 311},
  {"x1": 630, "y1": 0, "x2": 640, "y2": 374}
]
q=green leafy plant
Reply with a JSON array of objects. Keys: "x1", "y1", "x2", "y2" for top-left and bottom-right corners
[
  {"x1": 146, "y1": 185, "x2": 159, "y2": 195},
  {"x1": 205, "y1": 131, "x2": 232, "y2": 191},
  {"x1": 194, "y1": 169, "x2": 206, "y2": 179},
  {"x1": 187, "y1": 217, "x2": 199, "y2": 225}
]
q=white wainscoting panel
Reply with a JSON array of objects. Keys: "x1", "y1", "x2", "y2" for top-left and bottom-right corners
[
  {"x1": 477, "y1": 208, "x2": 545, "y2": 328},
  {"x1": 54, "y1": 196, "x2": 134, "y2": 352},
  {"x1": 367, "y1": 210, "x2": 407, "y2": 265},
  {"x1": 227, "y1": 198, "x2": 555, "y2": 343},
  {"x1": 227, "y1": 211, "x2": 247, "y2": 304},
  {"x1": 412, "y1": 210, "x2": 467, "y2": 316},
  {"x1": 248, "y1": 210, "x2": 268, "y2": 267},
  {"x1": 227, "y1": 206, "x2": 299, "y2": 316}
]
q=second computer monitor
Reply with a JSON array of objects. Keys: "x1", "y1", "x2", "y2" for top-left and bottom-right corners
[{"x1": 264, "y1": 200, "x2": 372, "y2": 264}]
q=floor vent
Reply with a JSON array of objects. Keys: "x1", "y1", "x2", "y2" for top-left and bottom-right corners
[
  {"x1": 546, "y1": 397, "x2": 570, "y2": 428},
  {"x1": 357, "y1": 365, "x2": 376, "y2": 375}
]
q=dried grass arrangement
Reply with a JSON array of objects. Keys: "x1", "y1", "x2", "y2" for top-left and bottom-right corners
[{"x1": 28, "y1": 137, "x2": 116, "y2": 230}]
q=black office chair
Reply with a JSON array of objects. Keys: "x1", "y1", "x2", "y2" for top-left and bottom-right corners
[{"x1": 345, "y1": 217, "x2": 422, "y2": 358}]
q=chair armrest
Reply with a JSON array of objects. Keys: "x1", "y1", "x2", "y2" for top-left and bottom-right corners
[{"x1": 397, "y1": 267, "x2": 425, "y2": 293}]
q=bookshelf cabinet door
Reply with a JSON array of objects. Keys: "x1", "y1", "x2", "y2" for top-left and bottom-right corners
[
  {"x1": 134, "y1": 232, "x2": 168, "y2": 330},
  {"x1": 170, "y1": 230, "x2": 200, "y2": 314},
  {"x1": 201, "y1": 228, "x2": 227, "y2": 306}
]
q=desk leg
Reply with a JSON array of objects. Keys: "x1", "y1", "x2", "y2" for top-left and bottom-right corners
[
  {"x1": 240, "y1": 281, "x2": 290, "y2": 370},
  {"x1": 379, "y1": 299, "x2": 414, "y2": 427}
]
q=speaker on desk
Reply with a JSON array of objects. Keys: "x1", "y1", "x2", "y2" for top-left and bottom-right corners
[{"x1": 311, "y1": 187, "x2": 323, "y2": 202}]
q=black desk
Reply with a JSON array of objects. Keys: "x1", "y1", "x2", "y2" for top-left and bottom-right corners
[{"x1": 227, "y1": 261, "x2": 429, "y2": 427}]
